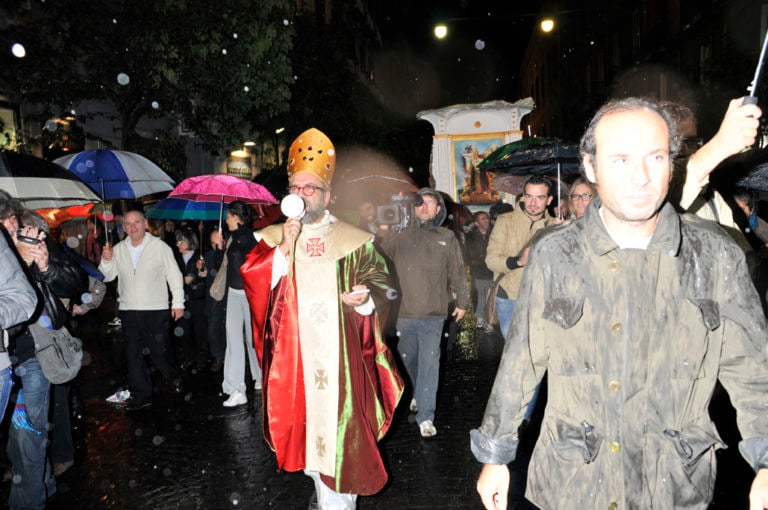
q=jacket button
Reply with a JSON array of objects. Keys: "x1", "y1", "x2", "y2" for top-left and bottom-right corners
[
  {"x1": 608, "y1": 441, "x2": 621, "y2": 452},
  {"x1": 608, "y1": 380, "x2": 621, "y2": 392},
  {"x1": 608, "y1": 260, "x2": 620, "y2": 272},
  {"x1": 610, "y1": 322, "x2": 622, "y2": 332},
  {"x1": 608, "y1": 503, "x2": 618, "y2": 510}
]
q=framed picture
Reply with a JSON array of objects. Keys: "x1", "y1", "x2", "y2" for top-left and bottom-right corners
[{"x1": 452, "y1": 134, "x2": 505, "y2": 204}]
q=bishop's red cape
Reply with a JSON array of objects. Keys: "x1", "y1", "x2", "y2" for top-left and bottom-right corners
[{"x1": 241, "y1": 218, "x2": 403, "y2": 495}]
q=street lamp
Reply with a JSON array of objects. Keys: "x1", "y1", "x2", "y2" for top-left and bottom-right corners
[
  {"x1": 434, "y1": 24, "x2": 448, "y2": 40},
  {"x1": 540, "y1": 18, "x2": 555, "y2": 33}
]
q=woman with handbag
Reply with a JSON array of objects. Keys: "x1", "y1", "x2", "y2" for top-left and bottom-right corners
[
  {"x1": 174, "y1": 229, "x2": 209, "y2": 371},
  {"x1": 217, "y1": 201, "x2": 261, "y2": 407}
]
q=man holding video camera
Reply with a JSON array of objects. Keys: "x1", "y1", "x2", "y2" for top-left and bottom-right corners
[{"x1": 377, "y1": 187, "x2": 470, "y2": 438}]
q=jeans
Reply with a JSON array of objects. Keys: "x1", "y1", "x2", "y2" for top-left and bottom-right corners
[
  {"x1": 495, "y1": 297, "x2": 516, "y2": 340},
  {"x1": 120, "y1": 309, "x2": 180, "y2": 402},
  {"x1": 8, "y1": 358, "x2": 55, "y2": 510},
  {"x1": 473, "y1": 278, "x2": 494, "y2": 321},
  {"x1": 0, "y1": 366, "x2": 13, "y2": 420},
  {"x1": 396, "y1": 316, "x2": 444, "y2": 424}
]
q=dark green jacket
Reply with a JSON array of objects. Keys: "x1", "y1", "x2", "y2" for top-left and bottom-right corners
[{"x1": 472, "y1": 199, "x2": 768, "y2": 509}]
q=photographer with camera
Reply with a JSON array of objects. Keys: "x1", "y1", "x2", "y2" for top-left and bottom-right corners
[
  {"x1": 377, "y1": 187, "x2": 470, "y2": 438},
  {"x1": 0, "y1": 196, "x2": 87, "y2": 510}
]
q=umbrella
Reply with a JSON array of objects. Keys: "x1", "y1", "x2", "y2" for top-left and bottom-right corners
[
  {"x1": 477, "y1": 137, "x2": 581, "y2": 175},
  {"x1": 54, "y1": 149, "x2": 176, "y2": 200},
  {"x1": 0, "y1": 150, "x2": 101, "y2": 209},
  {"x1": 145, "y1": 197, "x2": 222, "y2": 221},
  {"x1": 169, "y1": 174, "x2": 278, "y2": 231},
  {"x1": 478, "y1": 137, "x2": 581, "y2": 216}
]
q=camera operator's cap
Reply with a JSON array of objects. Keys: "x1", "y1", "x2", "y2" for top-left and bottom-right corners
[{"x1": 287, "y1": 128, "x2": 336, "y2": 188}]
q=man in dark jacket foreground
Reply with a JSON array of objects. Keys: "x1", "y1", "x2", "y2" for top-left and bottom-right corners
[{"x1": 472, "y1": 97, "x2": 768, "y2": 509}]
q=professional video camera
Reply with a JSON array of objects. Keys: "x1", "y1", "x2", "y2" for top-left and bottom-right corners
[{"x1": 376, "y1": 192, "x2": 423, "y2": 233}]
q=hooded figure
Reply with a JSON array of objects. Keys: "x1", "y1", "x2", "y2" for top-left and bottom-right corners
[{"x1": 376, "y1": 186, "x2": 470, "y2": 438}]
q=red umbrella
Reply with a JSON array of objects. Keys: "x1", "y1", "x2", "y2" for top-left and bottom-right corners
[{"x1": 169, "y1": 174, "x2": 277, "y2": 231}]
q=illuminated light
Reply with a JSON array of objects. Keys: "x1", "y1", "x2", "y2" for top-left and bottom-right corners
[
  {"x1": 230, "y1": 149, "x2": 249, "y2": 158},
  {"x1": 11, "y1": 43, "x2": 25, "y2": 58},
  {"x1": 243, "y1": 141, "x2": 256, "y2": 147},
  {"x1": 540, "y1": 18, "x2": 555, "y2": 32},
  {"x1": 434, "y1": 25, "x2": 448, "y2": 39},
  {"x1": 275, "y1": 127, "x2": 285, "y2": 134}
]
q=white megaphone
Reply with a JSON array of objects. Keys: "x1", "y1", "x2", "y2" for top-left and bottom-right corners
[{"x1": 281, "y1": 194, "x2": 305, "y2": 218}]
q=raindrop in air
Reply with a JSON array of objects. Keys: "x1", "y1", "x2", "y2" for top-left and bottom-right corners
[
  {"x1": 151, "y1": 101, "x2": 159, "y2": 109},
  {"x1": 152, "y1": 435, "x2": 165, "y2": 446},
  {"x1": 283, "y1": 19, "x2": 290, "y2": 26},
  {"x1": 11, "y1": 43, "x2": 25, "y2": 58},
  {"x1": 233, "y1": 33, "x2": 238, "y2": 39},
  {"x1": 174, "y1": 326, "x2": 184, "y2": 337},
  {"x1": 475, "y1": 39, "x2": 486, "y2": 50},
  {"x1": 117, "y1": 73, "x2": 130, "y2": 85},
  {"x1": 243, "y1": 86, "x2": 250, "y2": 92},
  {"x1": 222, "y1": 49, "x2": 227, "y2": 55}
]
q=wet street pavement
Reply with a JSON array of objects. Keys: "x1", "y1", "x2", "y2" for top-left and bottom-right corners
[{"x1": 0, "y1": 299, "x2": 756, "y2": 509}]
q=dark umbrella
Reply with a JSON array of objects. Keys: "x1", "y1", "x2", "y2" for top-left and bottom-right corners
[
  {"x1": 478, "y1": 137, "x2": 581, "y2": 175},
  {"x1": 478, "y1": 137, "x2": 581, "y2": 213}
]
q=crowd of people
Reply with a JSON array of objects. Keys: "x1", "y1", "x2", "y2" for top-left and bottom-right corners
[{"x1": 2, "y1": 95, "x2": 768, "y2": 510}]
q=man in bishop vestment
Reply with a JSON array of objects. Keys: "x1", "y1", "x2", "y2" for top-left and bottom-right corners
[{"x1": 241, "y1": 128, "x2": 403, "y2": 510}]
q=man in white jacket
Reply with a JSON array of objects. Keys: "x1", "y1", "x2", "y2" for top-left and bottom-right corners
[{"x1": 100, "y1": 210, "x2": 185, "y2": 411}]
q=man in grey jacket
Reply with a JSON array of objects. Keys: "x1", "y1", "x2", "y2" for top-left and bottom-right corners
[
  {"x1": 377, "y1": 187, "x2": 469, "y2": 438},
  {"x1": 472, "y1": 97, "x2": 768, "y2": 509}
]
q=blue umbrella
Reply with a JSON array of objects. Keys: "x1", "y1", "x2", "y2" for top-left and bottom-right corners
[
  {"x1": 53, "y1": 149, "x2": 175, "y2": 200},
  {"x1": 145, "y1": 197, "x2": 221, "y2": 221}
]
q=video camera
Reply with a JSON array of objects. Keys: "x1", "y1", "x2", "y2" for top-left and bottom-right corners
[{"x1": 376, "y1": 192, "x2": 423, "y2": 233}]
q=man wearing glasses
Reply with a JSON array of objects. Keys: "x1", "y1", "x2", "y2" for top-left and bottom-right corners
[
  {"x1": 485, "y1": 175, "x2": 554, "y2": 340},
  {"x1": 241, "y1": 128, "x2": 403, "y2": 509},
  {"x1": 376, "y1": 187, "x2": 470, "y2": 439}
]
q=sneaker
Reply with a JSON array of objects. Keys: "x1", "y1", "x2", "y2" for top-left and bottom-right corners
[
  {"x1": 419, "y1": 420, "x2": 437, "y2": 438},
  {"x1": 106, "y1": 389, "x2": 131, "y2": 405},
  {"x1": 223, "y1": 390, "x2": 247, "y2": 407},
  {"x1": 254, "y1": 379, "x2": 262, "y2": 391},
  {"x1": 476, "y1": 317, "x2": 486, "y2": 329},
  {"x1": 107, "y1": 317, "x2": 121, "y2": 327},
  {"x1": 409, "y1": 398, "x2": 418, "y2": 413}
]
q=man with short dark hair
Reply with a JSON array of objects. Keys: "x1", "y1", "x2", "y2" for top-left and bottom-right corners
[
  {"x1": 100, "y1": 210, "x2": 184, "y2": 411},
  {"x1": 466, "y1": 210, "x2": 494, "y2": 332},
  {"x1": 485, "y1": 175, "x2": 553, "y2": 340},
  {"x1": 473, "y1": 97, "x2": 768, "y2": 509}
]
